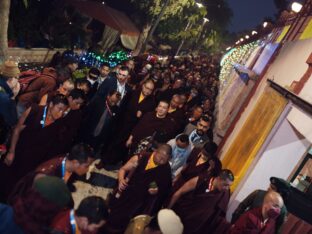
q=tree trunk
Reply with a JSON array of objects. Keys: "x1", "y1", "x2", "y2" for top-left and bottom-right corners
[
  {"x1": 132, "y1": 23, "x2": 151, "y2": 56},
  {"x1": 175, "y1": 20, "x2": 193, "y2": 56},
  {"x1": 140, "y1": 0, "x2": 171, "y2": 54},
  {"x1": 0, "y1": 0, "x2": 11, "y2": 63}
]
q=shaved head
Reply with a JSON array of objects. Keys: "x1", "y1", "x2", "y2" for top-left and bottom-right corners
[
  {"x1": 153, "y1": 144, "x2": 172, "y2": 165},
  {"x1": 156, "y1": 144, "x2": 172, "y2": 157},
  {"x1": 264, "y1": 191, "x2": 284, "y2": 208},
  {"x1": 170, "y1": 94, "x2": 181, "y2": 109},
  {"x1": 262, "y1": 191, "x2": 284, "y2": 220}
]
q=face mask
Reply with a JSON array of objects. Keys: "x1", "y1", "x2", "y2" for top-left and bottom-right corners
[
  {"x1": 267, "y1": 207, "x2": 281, "y2": 219},
  {"x1": 174, "y1": 146, "x2": 186, "y2": 157}
]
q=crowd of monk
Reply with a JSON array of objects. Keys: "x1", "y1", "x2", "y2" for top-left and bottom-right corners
[{"x1": 0, "y1": 54, "x2": 289, "y2": 234}]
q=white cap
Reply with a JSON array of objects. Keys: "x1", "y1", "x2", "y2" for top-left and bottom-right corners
[
  {"x1": 145, "y1": 64, "x2": 152, "y2": 70},
  {"x1": 157, "y1": 209, "x2": 183, "y2": 234}
]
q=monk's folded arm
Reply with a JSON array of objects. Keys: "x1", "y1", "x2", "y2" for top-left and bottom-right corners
[{"x1": 168, "y1": 176, "x2": 198, "y2": 208}]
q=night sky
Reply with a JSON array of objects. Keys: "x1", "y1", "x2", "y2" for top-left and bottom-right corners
[{"x1": 227, "y1": 0, "x2": 278, "y2": 32}]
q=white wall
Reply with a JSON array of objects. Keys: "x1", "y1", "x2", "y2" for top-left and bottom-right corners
[
  {"x1": 265, "y1": 39, "x2": 312, "y2": 88},
  {"x1": 253, "y1": 43, "x2": 279, "y2": 75},
  {"x1": 299, "y1": 73, "x2": 312, "y2": 104},
  {"x1": 226, "y1": 108, "x2": 311, "y2": 221}
]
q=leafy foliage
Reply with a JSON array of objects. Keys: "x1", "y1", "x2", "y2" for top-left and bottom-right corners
[
  {"x1": 154, "y1": 0, "x2": 233, "y2": 53},
  {"x1": 130, "y1": 0, "x2": 193, "y2": 24}
]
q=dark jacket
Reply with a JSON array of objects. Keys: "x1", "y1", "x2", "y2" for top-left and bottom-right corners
[
  {"x1": 96, "y1": 75, "x2": 132, "y2": 101},
  {"x1": 95, "y1": 76, "x2": 132, "y2": 116},
  {"x1": 78, "y1": 95, "x2": 119, "y2": 150},
  {"x1": 0, "y1": 78, "x2": 17, "y2": 126}
]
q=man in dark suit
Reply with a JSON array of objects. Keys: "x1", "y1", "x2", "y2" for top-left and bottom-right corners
[
  {"x1": 86, "y1": 67, "x2": 100, "y2": 100},
  {"x1": 78, "y1": 90, "x2": 121, "y2": 153},
  {"x1": 95, "y1": 66, "x2": 132, "y2": 107}
]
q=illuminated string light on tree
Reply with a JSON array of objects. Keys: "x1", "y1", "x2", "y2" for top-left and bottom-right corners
[
  {"x1": 219, "y1": 41, "x2": 259, "y2": 89},
  {"x1": 77, "y1": 50, "x2": 131, "y2": 68}
]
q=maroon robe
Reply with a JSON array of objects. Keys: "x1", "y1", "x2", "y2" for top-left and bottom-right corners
[
  {"x1": 53, "y1": 109, "x2": 83, "y2": 155},
  {"x1": 131, "y1": 111, "x2": 176, "y2": 147},
  {"x1": 0, "y1": 105, "x2": 68, "y2": 200},
  {"x1": 8, "y1": 156, "x2": 76, "y2": 204},
  {"x1": 172, "y1": 148, "x2": 210, "y2": 193},
  {"x1": 172, "y1": 173, "x2": 231, "y2": 234},
  {"x1": 13, "y1": 186, "x2": 64, "y2": 234},
  {"x1": 35, "y1": 156, "x2": 65, "y2": 177},
  {"x1": 230, "y1": 207, "x2": 277, "y2": 234},
  {"x1": 51, "y1": 209, "x2": 96, "y2": 234},
  {"x1": 118, "y1": 89, "x2": 156, "y2": 139},
  {"x1": 168, "y1": 108, "x2": 186, "y2": 134},
  {"x1": 107, "y1": 153, "x2": 172, "y2": 232}
]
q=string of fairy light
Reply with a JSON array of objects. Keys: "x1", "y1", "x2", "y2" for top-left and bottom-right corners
[
  {"x1": 66, "y1": 50, "x2": 131, "y2": 68},
  {"x1": 64, "y1": 50, "x2": 131, "y2": 79},
  {"x1": 17, "y1": 50, "x2": 130, "y2": 70},
  {"x1": 79, "y1": 51, "x2": 131, "y2": 67},
  {"x1": 218, "y1": 41, "x2": 259, "y2": 90}
]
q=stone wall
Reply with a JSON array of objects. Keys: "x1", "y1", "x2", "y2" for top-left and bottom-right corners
[{"x1": 8, "y1": 48, "x2": 66, "y2": 63}]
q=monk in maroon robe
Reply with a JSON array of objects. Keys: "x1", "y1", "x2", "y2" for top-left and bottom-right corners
[
  {"x1": 0, "y1": 95, "x2": 69, "y2": 201},
  {"x1": 118, "y1": 79, "x2": 156, "y2": 138},
  {"x1": 230, "y1": 191, "x2": 284, "y2": 234},
  {"x1": 169, "y1": 169, "x2": 234, "y2": 234},
  {"x1": 126, "y1": 100, "x2": 175, "y2": 150},
  {"x1": 106, "y1": 144, "x2": 172, "y2": 233},
  {"x1": 172, "y1": 142, "x2": 220, "y2": 194},
  {"x1": 8, "y1": 143, "x2": 94, "y2": 203},
  {"x1": 167, "y1": 94, "x2": 186, "y2": 134},
  {"x1": 52, "y1": 88, "x2": 86, "y2": 155},
  {"x1": 51, "y1": 196, "x2": 108, "y2": 234}
]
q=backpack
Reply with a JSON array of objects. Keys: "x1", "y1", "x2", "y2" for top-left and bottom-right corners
[
  {"x1": 18, "y1": 70, "x2": 42, "y2": 94},
  {"x1": 18, "y1": 68, "x2": 57, "y2": 95}
]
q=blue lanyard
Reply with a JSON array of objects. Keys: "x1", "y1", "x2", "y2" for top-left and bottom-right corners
[
  {"x1": 40, "y1": 106, "x2": 47, "y2": 128},
  {"x1": 61, "y1": 158, "x2": 66, "y2": 180},
  {"x1": 70, "y1": 209, "x2": 76, "y2": 234}
]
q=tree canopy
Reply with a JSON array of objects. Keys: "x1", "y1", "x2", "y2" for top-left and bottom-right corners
[
  {"x1": 153, "y1": 0, "x2": 233, "y2": 54},
  {"x1": 4, "y1": 0, "x2": 234, "y2": 55}
]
